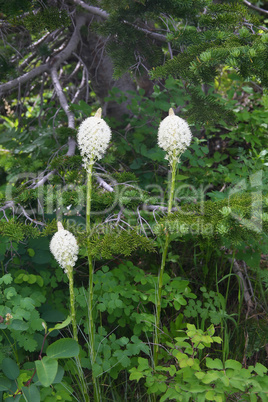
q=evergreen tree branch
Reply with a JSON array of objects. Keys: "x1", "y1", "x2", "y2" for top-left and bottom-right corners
[
  {"x1": 72, "y1": 0, "x2": 167, "y2": 42},
  {"x1": 243, "y1": 0, "x2": 268, "y2": 15}
]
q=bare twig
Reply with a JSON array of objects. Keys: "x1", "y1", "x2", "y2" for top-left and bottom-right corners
[
  {"x1": 31, "y1": 170, "x2": 56, "y2": 189},
  {"x1": 123, "y1": 20, "x2": 167, "y2": 43},
  {"x1": 145, "y1": 205, "x2": 177, "y2": 213},
  {"x1": 243, "y1": 0, "x2": 268, "y2": 15}
]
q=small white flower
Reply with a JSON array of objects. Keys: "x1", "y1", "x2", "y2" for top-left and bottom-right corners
[
  {"x1": 158, "y1": 108, "x2": 192, "y2": 163},
  {"x1": 77, "y1": 108, "x2": 112, "y2": 169},
  {"x1": 50, "y1": 222, "x2": 79, "y2": 274}
]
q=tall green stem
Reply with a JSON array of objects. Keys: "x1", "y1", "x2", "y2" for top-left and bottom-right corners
[
  {"x1": 154, "y1": 158, "x2": 177, "y2": 367},
  {"x1": 86, "y1": 163, "x2": 101, "y2": 402},
  {"x1": 68, "y1": 268, "x2": 90, "y2": 402},
  {"x1": 68, "y1": 270, "x2": 78, "y2": 342}
]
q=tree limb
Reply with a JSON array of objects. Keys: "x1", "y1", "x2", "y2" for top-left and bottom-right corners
[
  {"x1": 243, "y1": 0, "x2": 268, "y2": 15},
  {"x1": 0, "y1": 14, "x2": 86, "y2": 97},
  {"x1": 96, "y1": 175, "x2": 114, "y2": 192},
  {"x1": 52, "y1": 14, "x2": 86, "y2": 69},
  {"x1": 72, "y1": 0, "x2": 109, "y2": 19},
  {"x1": 50, "y1": 67, "x2": 75, "y2": 128},
  {"x1": 0, "y1": 64, "x2": 49, "y2": 97}
]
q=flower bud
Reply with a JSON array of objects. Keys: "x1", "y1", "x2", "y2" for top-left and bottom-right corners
[
  {"x1": 77, "y1": 108, "x2": 112, "y2": 169},
  {"x1": 158, "y1": 108, "x2": 192, "y2": 163},
  {"x1": 50, "y1": 222, "x2": 79, "y2": 274}
]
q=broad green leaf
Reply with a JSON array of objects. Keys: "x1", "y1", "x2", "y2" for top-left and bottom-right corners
[
  {"x1": 21, "y1": 384, "x2": 40, "y2": 402},
  {"x1": 48, "y1": 316, "x2": 71, "y2": 333},
  {"x1": 46, "y1": 338, "x2": 79, "y2": 359},
  {"x1": 10, "y1": 319, "x2": 29, "y2": 331},
  {"x1": 176, "y1": 174, "x2": 189, "y2": 180},
  {"x1": 225, "y1": 359, "x2": 242, "y2": 370},
  {"x1": 0, "y1": 274, "x2": 12, "y2": 285},
  {"x1": 5, "y1": 395, "x2": 21, "y2": 402},
  {"x1": 35, "y1": 356, "x2": 58, "y2": 387},
  {"x1": 195, "y1": 371, "x2": 205, "y2": 380},
  {"x1": 0, "y1": 377, "x2": 11, "y2": 391},
  {"x1": 250, "y1": 394, "x2": 257, "y2": 402},
  {"x1": 212, "y1": 336, "x2": 222, "y2": 344},
  {"x1": 229, "y1": 378, "x2": 245, "y2": 391},
  {"x1": 129, "y1": 368, "x2": 145, "y2": 382},
  {"x1": 252, "y1": 362, "x2": 267, "y2": 376},
  {"x1": 92, "y1": 363, "x2": 102, "y2": 377},
  {"x1": 202, "y1": 371, "x2": 220, "y2": 384},
  {"x1": 205, "y1": 390, "x2": 215, "y2": 401},
  {"x1": 2, "y1": 357, "x2": 20, "y2": 380},
  {"x1": 206, "y1": 358, "x2": 223, "y2": 370},
  {"x1": 27, "y1": 248, "x2": 35, "y2": 257},
  {"x1": 220, "y1": 375, "x2": 229, "y2": 387},
  {"x1": 52, "y1": 365, "x2": 65, "y2": 384}
]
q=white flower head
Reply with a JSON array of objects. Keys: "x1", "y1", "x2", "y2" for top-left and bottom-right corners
[
  {"x1": 77, "y1": 108, "x2": 112, "y2": 170},
  {"x1": 158, "y1": 108, "x2": 192, "y2": 163},
  {"x1": 50, "y1": 222, "x2": 79, "y2": 274}
]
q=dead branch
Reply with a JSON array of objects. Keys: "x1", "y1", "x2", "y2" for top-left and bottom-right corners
[
  {"x1": 96, "y1": 176, "x2": 114, "y2": 192},
  {"x1": 0, "y1": 14, "x2": 86, "y2": 98},
  {"x1": 72, "y1": 0, "x2": 109, "y2": 19},
  {"x1": 243, "y1": 0, "x2": 268, "y2": 15},
  {"x1": 50, "y1": 67, "x2": 75, "y2": 128},
  {"x1": 0, "y1": 64, "x2": 49, "y2": 97}
]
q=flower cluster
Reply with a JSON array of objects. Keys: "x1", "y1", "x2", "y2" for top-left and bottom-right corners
[
  {"x1": 77, "y1": 108, "x2": 112, "y2": 169},
  {"x1": 158, "y1": 108, "x2": 192, "y2": 163},
  {"x1": 50, "y1": 222, "x2": 79, "y2": 274}
]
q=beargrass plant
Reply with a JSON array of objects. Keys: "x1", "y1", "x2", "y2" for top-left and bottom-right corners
[
  {"x1": 154, "y1": 108, "x2": 192, "y2": 366},
  {"x1": 49, "y1": 222, "x2": 89, "y2": 401},
  {"x1": 77, "y1": 108, "x2": 112, "y2": 402}
]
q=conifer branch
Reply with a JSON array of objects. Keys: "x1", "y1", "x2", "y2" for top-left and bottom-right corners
[{"x1": 72, "y1": 0, "x2": 167, "y2": 42}]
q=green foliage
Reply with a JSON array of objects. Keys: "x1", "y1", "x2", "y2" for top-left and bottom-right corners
[
  {"x1": 154, "y1": 192, "x2": 267, "y2": 246},
  {"x1": 0, "y1": 0, "x2": 32, "y2": 17},
  {"x1": 0, "y1": 1, "x2": 268, "y2": 397},
  {"x1": 12, "y1": 7, "x2": 71, "y2": 33},
  {"x1": 130, "y1": 324, "x2": 268, "y2": 401},
  {"x1": 88, "y1": 228, "x2": 156, "y2": 258}
]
